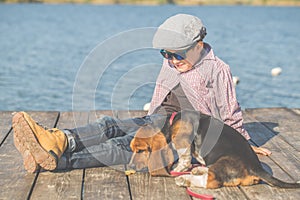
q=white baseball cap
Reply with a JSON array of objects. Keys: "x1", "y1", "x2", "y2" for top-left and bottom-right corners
[{"x1": 153, "y1": 14, "x2": 206, "y2": 50}]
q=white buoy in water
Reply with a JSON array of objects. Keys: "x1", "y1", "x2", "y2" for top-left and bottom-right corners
[
  {"x1": 143, "y1": 102, "x2": 151, "y2": 111},
  {"x1": 271, "y1": 67, "x2": 282, "y2": 76},
  {"x1": 232, "y1": 76, "x2": 240, "y2": 86}
]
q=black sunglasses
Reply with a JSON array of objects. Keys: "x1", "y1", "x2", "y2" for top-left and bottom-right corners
[{"x1": 160, "y1": 49, "x2": 186, "y2": 61}]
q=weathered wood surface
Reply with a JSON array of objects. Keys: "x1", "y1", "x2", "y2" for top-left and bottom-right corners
[
  {"x1": 0, "y1": 108, "x2": 299, "y2": 200},
  {"x1": 30, "y1": 112, "x2": 88, "y2": 200},
  {"x1": 0, "y1": 111, "x2": 59, "y2": 199},
  {"x1": 0, "y1": 111, "x2": 13, "y2": 144},
  {"x1": 84, "y1": 110, "x2": 130, "y2": 199},
  {"x1": 241, "y1": 108, "x2": 300, "y2": 200}
]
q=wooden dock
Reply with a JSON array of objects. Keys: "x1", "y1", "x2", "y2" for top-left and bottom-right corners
[{"x1": 0, "y1": 108, "x2": 300, "y2": 199}]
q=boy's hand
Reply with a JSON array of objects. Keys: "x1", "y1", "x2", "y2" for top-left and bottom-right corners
[{"x1": 251, "y1": 145, "x2": 272, "y2": 156}]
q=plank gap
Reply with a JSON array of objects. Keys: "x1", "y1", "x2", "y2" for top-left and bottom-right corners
[
  {"x1": 81, "y1": 168, "x2": 86, "y2": 200},
  {"x1": 124, "y1": 164, "x2": 133, "y2": 200},
  {"x1": 26, "y1": 168, "x2": 41, "y2": 200},
  {"x1": 266, "y1": 156, "x2": 298, "y2": 181},
  {"x1": 0, "y1": 127, "x2": 12, "y2": 147},
  {"x1": 53, "y1": 111, "x2": 61, "y2": 128},
  {"x1": 237, "y1": 185, "x2": 251, "y2": 200},
  {"x1": 259, "y1": 121, "x2": 300, "y2": 153}
]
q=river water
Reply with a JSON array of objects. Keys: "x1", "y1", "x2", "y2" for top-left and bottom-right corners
[{"x1": 0, "y1": 4, "x2": 299, "y2": 111}]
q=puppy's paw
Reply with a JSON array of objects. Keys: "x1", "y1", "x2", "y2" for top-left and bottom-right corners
[
  {"x1": 173, "y1": 163, "x2": 192, "y2": 172},
  {"x1": 191, "y1": 166, "x2": 208, "y2": 175},
  {"x1": 175, "y1": 175, "x2": 192, "y2": 187},
  {"x1": 175, "y1": 174, "x2": 208, "y2": 188}
]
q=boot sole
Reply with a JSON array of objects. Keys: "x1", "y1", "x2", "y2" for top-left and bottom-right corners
[
  {"x1": 13, "y1": 113, "x2": 38, "y2": 173},
  {"x1": 12, "y1": 112, "x2": 57, "y2": 171},
  {"x1": 14, "y1": 133, "x2": 38, "y2": 173}
]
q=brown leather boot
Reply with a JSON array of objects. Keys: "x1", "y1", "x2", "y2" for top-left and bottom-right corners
[{"x1": 12, "y1": 112, "x2": 67, "y2": 173}]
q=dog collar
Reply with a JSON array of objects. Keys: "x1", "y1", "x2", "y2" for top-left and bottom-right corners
[{"x1": 169, "y1": 112, "x2": 177, "y2": 125}]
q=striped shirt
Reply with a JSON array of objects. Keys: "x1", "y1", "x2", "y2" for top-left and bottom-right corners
[{"x1": 148, "y1": 43, "x2": 250, "y2": 140}]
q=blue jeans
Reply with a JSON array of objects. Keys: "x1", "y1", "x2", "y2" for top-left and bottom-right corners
[{"x1": 57, "y1": 114, "x2": 168, "y2": 169}]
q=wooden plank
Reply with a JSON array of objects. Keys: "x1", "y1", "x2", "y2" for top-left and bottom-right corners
[
  {"x1": 0, "y1": 111, "x2": 13, "y2": 145},
  {"x1": 89, "y1": 110, "x2": 146, "y2": 121},
  {"x1": 83, "y1": 110, "x2": 130, "y2": 199},
  {"x1": 241, "y1": 109, "x2": 300, "y2": 199},
  {"x1": 84, "y1": 167, "x2": 130, "y2": 199},
  {"x1": 240, "y1": 156, "x2": 300, "y2": 200},
  {"x1": 246, "y1": 109, "x2": 300, "y2": 175},
  {"x1": 30, "y1": 112, "x2": 88, "y2": 200},
  {"x1": 116, "y1": 110, "x2": 147, "y2": 119},
  {"x1": 0, "y1": 111, "x2": 59, "y2": 200},
  {"x1": 188, "y1": 186, "x2": 247, "y2": 200},
  {"x1": 243, "y1": 110, "x2": 300, "y2": 180},
  {"x1": 88, "y1": 110, "x2": 114, "y2": 123},
  {"x1": 240, "y1": 184, "x2": 300, "y2": 200},
  {"x1": 246, "y1": 107, "x2": 300, "y2": 151},
  {"x1": 129, "y1": 172, "x2": 191, "y2": 200}
]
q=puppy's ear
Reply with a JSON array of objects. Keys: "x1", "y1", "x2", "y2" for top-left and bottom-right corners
[
  {"x1": 148, "y1": 133, "x2": 172, "y2": 176},
  {"x1": 130, "y1": 138, "x2": 136, "y2": 152},
  {"x1": 150, "y1": 132, "x2": 168, "y2": 150}
]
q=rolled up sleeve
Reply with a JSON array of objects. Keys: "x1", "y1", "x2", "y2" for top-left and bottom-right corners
[{"x1": 212, "y1": 65, "x2": 250, "y2": 140}]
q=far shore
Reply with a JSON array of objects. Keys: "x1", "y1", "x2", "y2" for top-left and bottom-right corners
[{"x1": 1, "y1": 0, "x2": 300, "y2": 6}]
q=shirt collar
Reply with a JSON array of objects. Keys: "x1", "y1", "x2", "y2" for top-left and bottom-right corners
[
  {"x1": 192, "y1": 43, "x2": 215, "y2": 68},
  {"x1": 201, "y1": 43, "x2": 215, "y2": 61}
]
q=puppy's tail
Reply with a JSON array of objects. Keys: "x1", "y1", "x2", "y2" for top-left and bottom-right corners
[{"x1": 253, "y1": 169, "x2": 300, "y2": 188}]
